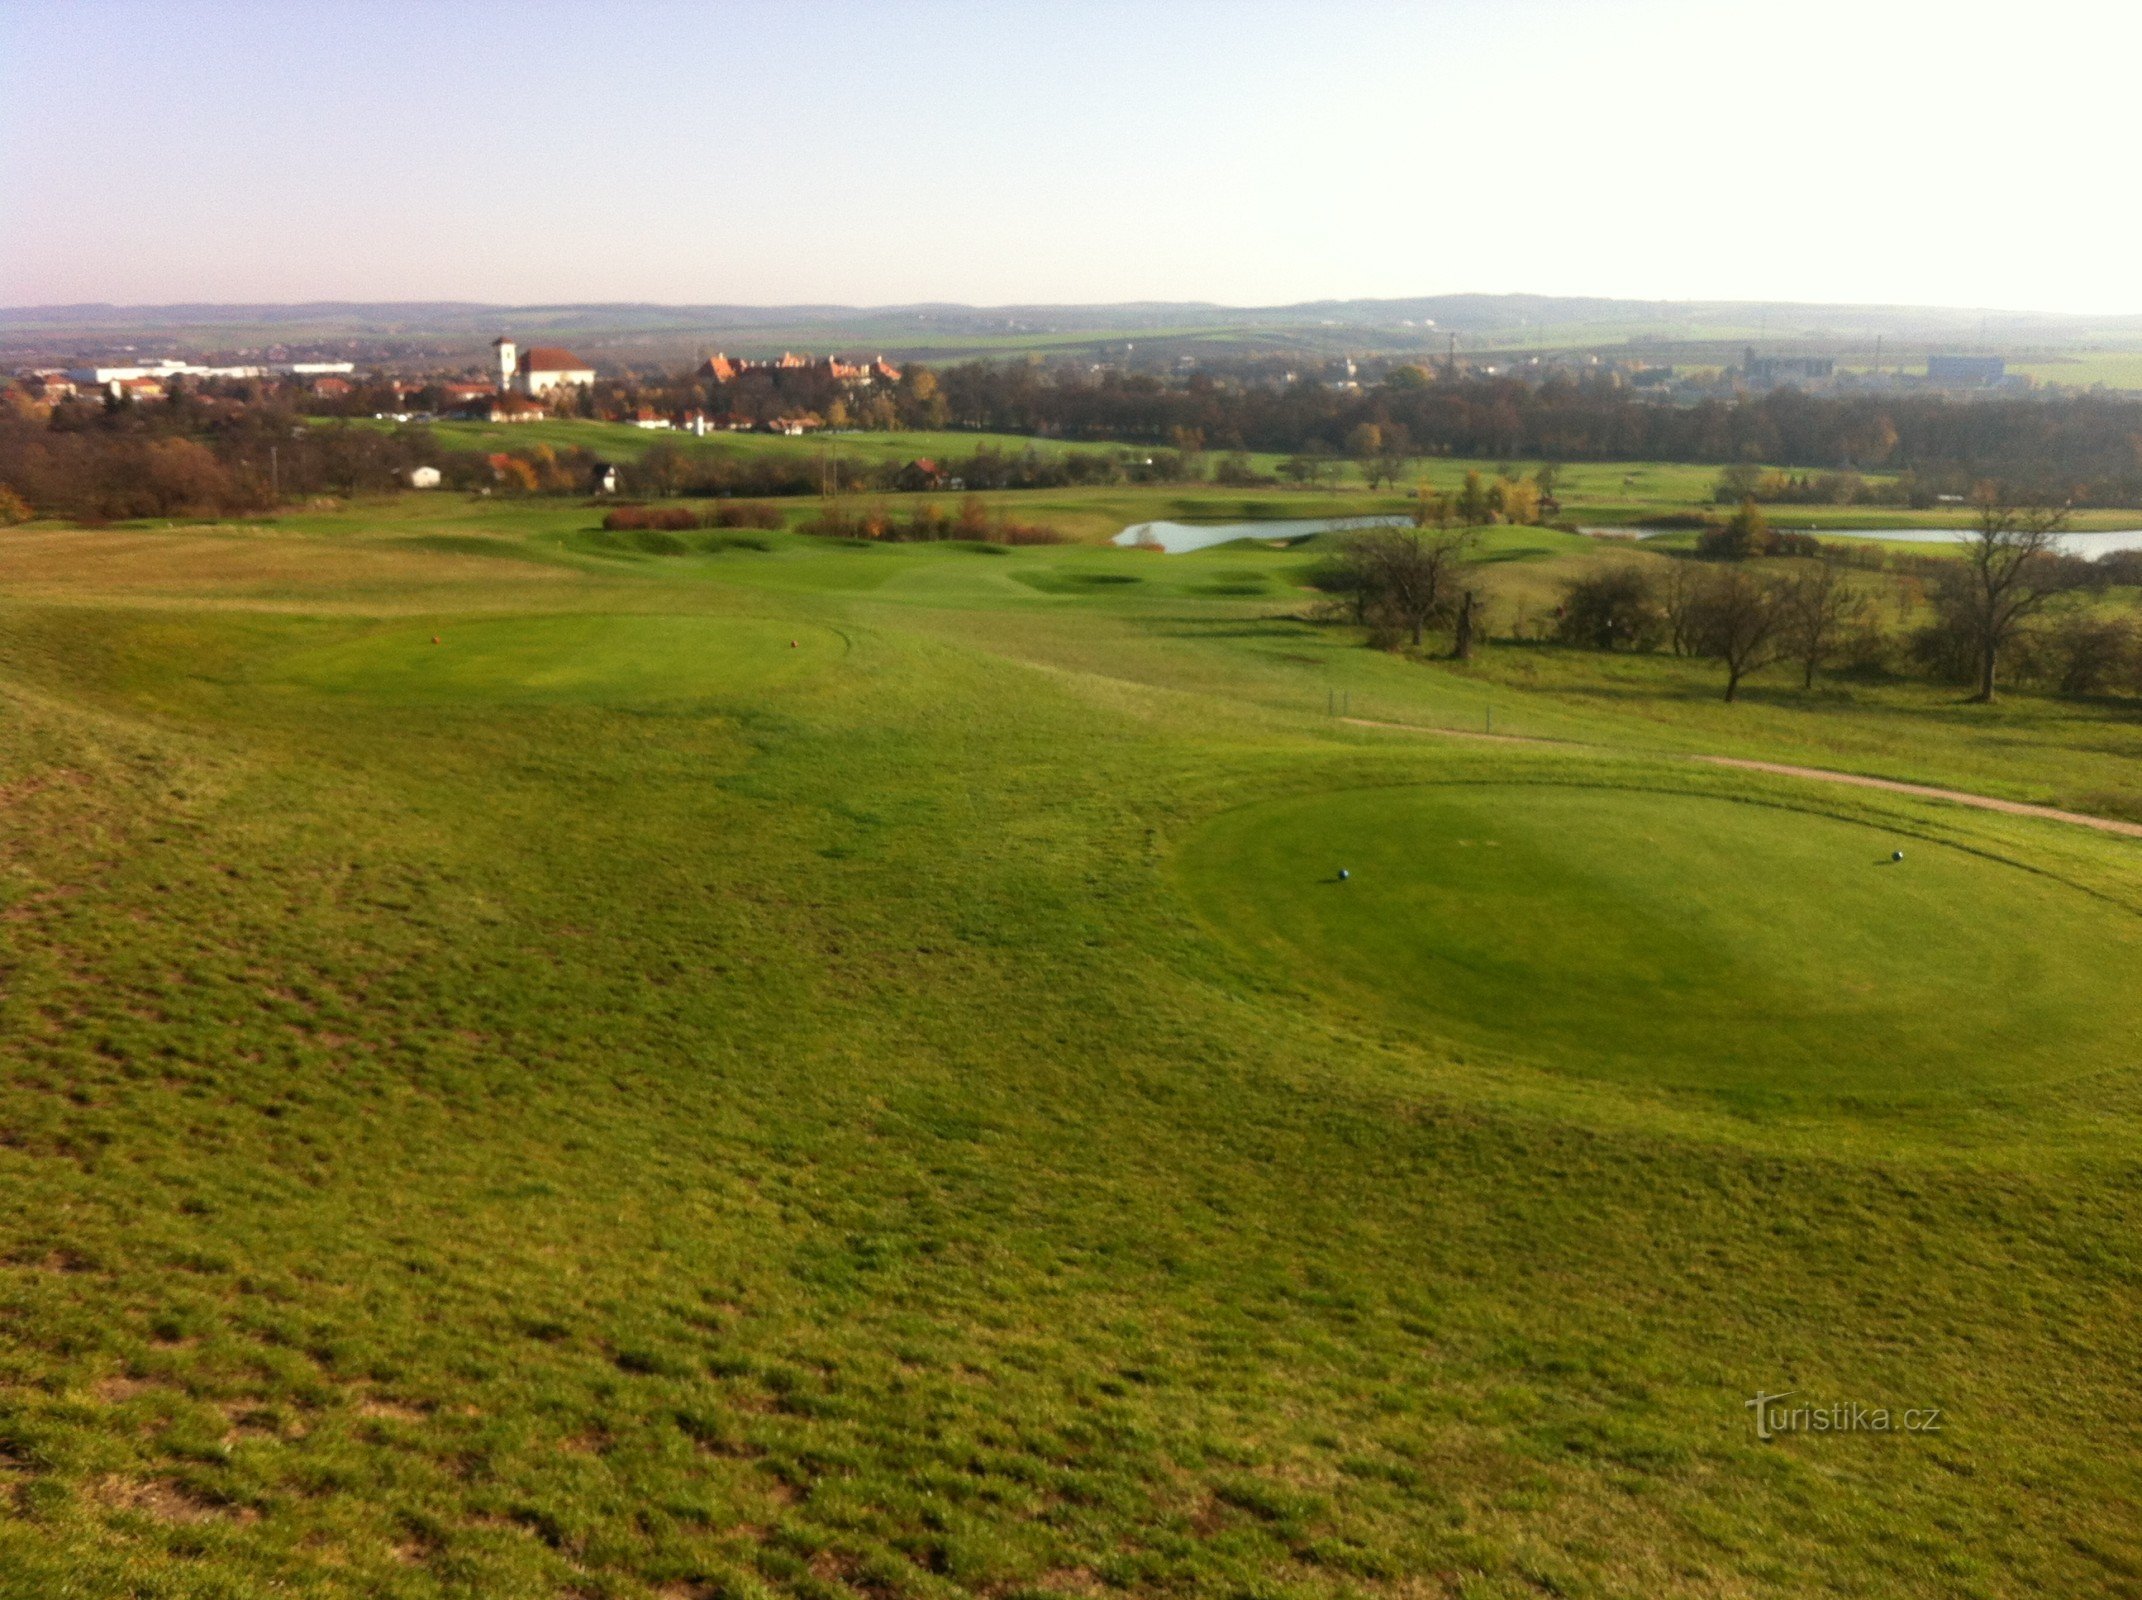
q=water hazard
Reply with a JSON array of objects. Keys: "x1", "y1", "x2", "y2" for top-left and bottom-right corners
[{"x1": 1111, "y1": 515, "x2": 1409, "y2": 554}]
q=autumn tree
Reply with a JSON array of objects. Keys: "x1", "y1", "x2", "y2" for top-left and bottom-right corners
[
  {"x1": 1410, "y1": 482, "x2": 1454, "y2": 529},
  {"x1": 1454, "y1": 469, "x2": 1493, "y2": 525}
]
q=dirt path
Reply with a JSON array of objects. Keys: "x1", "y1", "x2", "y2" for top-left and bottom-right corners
[{"x1": 1337, "y1": 716, "x2": 2142, "y2": 840}]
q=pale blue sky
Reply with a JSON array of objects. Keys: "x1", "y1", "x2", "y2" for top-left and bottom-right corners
[{"x1": 3, "y1": 0, "x2": 2136, "y2": 312}]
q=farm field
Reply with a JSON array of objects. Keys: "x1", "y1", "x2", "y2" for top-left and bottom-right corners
[{"x1": 0, "y1": 493, "x2": 2139, "y2": 1600}]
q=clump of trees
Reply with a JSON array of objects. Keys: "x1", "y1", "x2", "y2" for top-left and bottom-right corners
[
  {"x1": 0, "y1": 386, "x2": 454, "y2": 519},
  {"x1": 1713, "y1": 465, "x2": 1908, "y2": 507},
  {"x1": 1694, "y1": 498, "x2": 1822, "y2": 560},
  {"x1": 1414, "y1": 467, "x2": 1553, "y2": 528},
  {"x1": 803, "y1": 497, "x2": 1065, "y2": 545},
  {"x1": 923, "y1": 360, "x2": 2142, "y2": 506},
  {"x1": 1526, "y1": 482, "x2": 2142, "y2": 703},
  {"x1": 1555, "y1": 557, "x2": 1871, "y2": 700}
]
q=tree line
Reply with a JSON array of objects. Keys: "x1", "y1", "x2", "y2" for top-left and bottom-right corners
[
  {"x1": 1321, "y1": 488, "x2": 2142, "y2": 704},
  {"x1": 928, "y1": 363, "x2": 2142, "y2": 505}
]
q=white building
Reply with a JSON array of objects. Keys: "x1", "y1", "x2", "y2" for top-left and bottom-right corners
[
  {"x1": 492, "y1": 338, "x2": 595, "y2": 397},
  {"x1": 63, "y1": 357, "x2": 355, "y2": 395}
]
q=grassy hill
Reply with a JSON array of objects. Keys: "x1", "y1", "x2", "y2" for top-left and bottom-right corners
[{"x1": 0, "y1": 493, "x2": 2137, "y2": 1598}]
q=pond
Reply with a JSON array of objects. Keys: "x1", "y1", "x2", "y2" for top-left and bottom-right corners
[
  {"x1": 1111, "y1": 515, "x2": 1409, "y2": 554},
  {"x1": 1584, "y1": 526, "x2": 2142, "y2": 556}
]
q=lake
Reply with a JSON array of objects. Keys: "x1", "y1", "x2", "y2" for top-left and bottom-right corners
[
  {"x1": 1584, "y1": 526, "x2": 2142, "y2": 556},
  {"x1": 1111, "y1": 515, "x2": 1409, "y2": 554}
]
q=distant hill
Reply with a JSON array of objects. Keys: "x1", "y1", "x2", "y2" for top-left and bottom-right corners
[{"x1": 9, "y1": 295, "x2": 2142, "y2": 369}]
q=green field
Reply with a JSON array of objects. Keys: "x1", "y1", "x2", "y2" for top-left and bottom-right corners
[
  {"x1": 358, "y1": 424, "x2": 2142, "y2": 533},
  {"x1": 0, "y1": 493, "x2": 2138, "y2": 1599}
]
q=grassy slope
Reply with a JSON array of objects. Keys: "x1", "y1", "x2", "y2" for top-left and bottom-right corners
[{"x1": 0, "y1": 501, "x2": 2137, "y2": 1599}]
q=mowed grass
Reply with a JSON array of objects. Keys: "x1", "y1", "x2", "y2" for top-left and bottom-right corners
[
  {"x1": 0, "y1": 503, "x2": 2138, "y2": 1599},
  {"x1": 272, "y1": 615, "x2": 845, "y2": 704},
  {"x1": 1179, "y1": 784, "x2": 2142, "y2": 1098}
]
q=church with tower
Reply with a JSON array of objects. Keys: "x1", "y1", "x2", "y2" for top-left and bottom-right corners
[{"x1": 491, "y1": 337, "x2": 596, "y2": 397}]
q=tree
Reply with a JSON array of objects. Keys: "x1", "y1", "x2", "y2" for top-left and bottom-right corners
[
  {"x1": 1661, "y1": 560, "x2": 1701, "y2": 657},
  {"x1": 899, "y1": 368, "x2": 947, "y2": 429},
  {"x1": 2040, "y1": 609, "x2": 2136, "y2": 695},
  {"x1": 1452, "y1": 587, "x2": 1482, "y2": 661},
  {"x1": 1780, "y1": 556, "x2": 1864, "y2": 690},
  {"x1": 1490, "y1": 475, "x2": 1540, "y2": 525},
  {"x1": 1454, "y1": 468, "x2": 1493, "y2": 525},
  {"x1": 1686, "y1": 566, "x2": 1791, "y2": 701},
  {"x1": 1279, "y1": 447, "x2": 1337, "y2": 486},
  {"x1": 1958, "y1": 483, "x2": 2072, "y2": 702},
  {"x1": 1410, "y1": 483, "x2": 1454, "y2": 529},
  {"x1": 1713, "y1": 463, "x2": 1764, "y2": 504},
  {"x1": 636, "y1": 439, "x2": 689, "y2": 497},
  {"x1": 1371, "y1": 447, "x2": 1413, "y2": 491},
  {"x1": 1555, "y1": 566, "x2": 1664, "y2": 652},
  {"x1": 1330, "y1": 527, "x2": 1478, "y2": 648},
  {"x1": 1696, "y1": 497, "x2": 1771, "y2": 559}
]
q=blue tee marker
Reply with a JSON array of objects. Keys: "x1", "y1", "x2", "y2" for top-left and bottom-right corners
[
  {"x1": 1337, "y1": 869, "x2": 1350, "y2": 881},
  {"x1": 1892, "y1": 850, "x2": 1904, "y2": 863}
]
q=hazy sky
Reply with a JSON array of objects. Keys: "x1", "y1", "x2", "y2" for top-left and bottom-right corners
[{"x1": 3, "y1": 0, "x2": 2137, "y2": 313}]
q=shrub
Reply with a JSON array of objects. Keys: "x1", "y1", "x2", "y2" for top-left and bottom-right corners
[
  {"x1": 804, "y1": 499, "x2": 1063, "y2": 545},
  {"x1": 603, "y1": 505, "x2": 698, "y2": 532},
  {"x1": 603, "y1": 501, "x2": 784, "y2": 533},
  {"x1": 1555, "y1": 566, "x2": 1665, "y2": 651}
]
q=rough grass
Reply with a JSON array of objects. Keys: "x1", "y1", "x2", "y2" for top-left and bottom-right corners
[{"x1": 0, "y1": 505, "x2": 2137, "y2": 1598}]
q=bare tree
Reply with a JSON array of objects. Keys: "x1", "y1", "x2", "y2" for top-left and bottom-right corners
[
  {"x1": 1780, "y1": 556, "x2": 1865, "y2": 690},
  {"x1": 1960, "y1": 483, "x2": 2071, "y2": 703},
  {"x1": 1662, "y1": 560, "x2": 1701, "y2": 657},
  {"x1": 1687, "y1": 567, "x2": 1791, "y2": 701},
  {"x1": 1452, "y1": 587, "x2": 1482, "y2": 661},
  {"x1": 1332, "y1": 527, "x2": 1478, "y2": 647}
]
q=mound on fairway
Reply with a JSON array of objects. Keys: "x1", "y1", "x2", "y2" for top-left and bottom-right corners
[
  {"x1": 1179, "y1": 783, "x2": 2142, "y2": 1100},
  {"x1": 271, "y1": 613, "x2": 842, "y2": 705}
]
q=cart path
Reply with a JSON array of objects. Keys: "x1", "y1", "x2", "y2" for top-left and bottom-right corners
[{"x1": 1337, "y1": 717, "x2": 2142, "y2": 839}]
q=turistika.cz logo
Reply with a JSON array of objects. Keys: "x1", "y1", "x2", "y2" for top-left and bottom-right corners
[{"x1": 1746, "y1": 1390, "x2": 1944, "y2": 1441}]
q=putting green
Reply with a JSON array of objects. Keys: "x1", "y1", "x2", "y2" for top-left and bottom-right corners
[
  {"x1": 270, "y1": 614, "x2": 843, "y2": 705},
  {"x1": 1179, "y1": 783, "x2": 2142, "y2": 1099}
]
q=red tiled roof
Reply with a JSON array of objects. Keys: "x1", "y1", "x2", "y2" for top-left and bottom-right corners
[{"x1": 521, "y1": 347, "x2": 591, "y2": 372}]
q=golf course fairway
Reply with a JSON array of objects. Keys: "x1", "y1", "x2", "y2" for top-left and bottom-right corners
[
  {"x1": 1179, "y1": 783, "x2": 2142, "y2": 1098},
  {"x1": 271, "y1": 614, "x2": 845, "y2": 705},
  {"x1": 4, "y1": 503, "x2": 2142, "y2": 1599}
]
